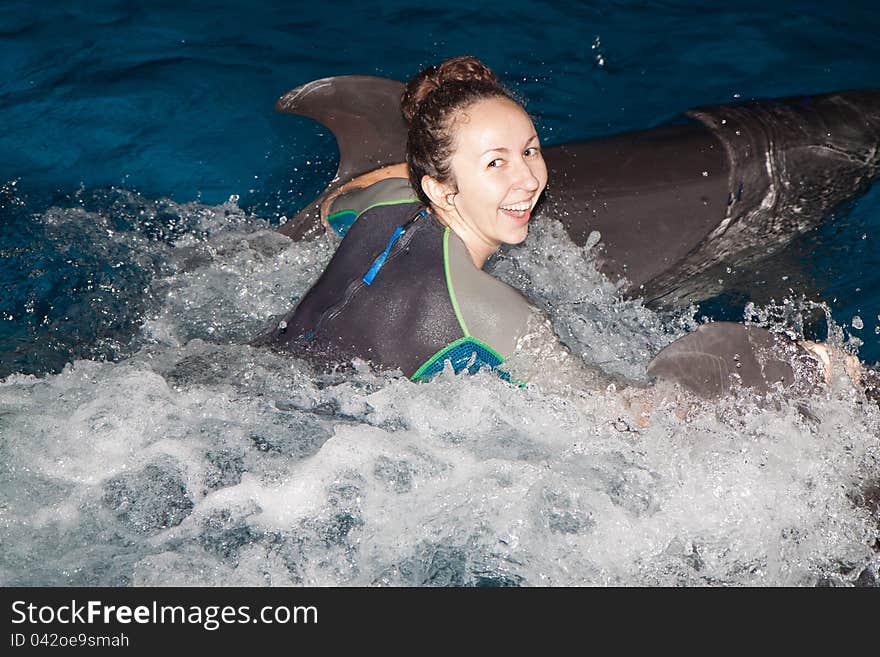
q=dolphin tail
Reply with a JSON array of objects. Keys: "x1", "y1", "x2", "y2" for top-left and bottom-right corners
[{"x1": 275, "y1": 75, "x2": 409, "y2": 240}]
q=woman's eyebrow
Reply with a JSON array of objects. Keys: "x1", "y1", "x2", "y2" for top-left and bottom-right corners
[{"x1": 480, "y1": 134, "x2": 540, "y2": 156}]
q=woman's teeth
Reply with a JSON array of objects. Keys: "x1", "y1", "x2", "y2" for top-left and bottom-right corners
[{"x1": 500, "y1": 201, "x2": 531, "y2": 218}]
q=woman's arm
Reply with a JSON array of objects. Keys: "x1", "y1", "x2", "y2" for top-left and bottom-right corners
[
  {"x1": 505, "y1": 309, "x2": 644, "y2": 393},
  {"x1": 504, "y1": 309, "x2": 688, "y2": 428}
]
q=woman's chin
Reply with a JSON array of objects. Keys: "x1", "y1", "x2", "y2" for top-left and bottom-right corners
[{"x1": 504, "y1": 225, "x2": 529, "y2": 245}]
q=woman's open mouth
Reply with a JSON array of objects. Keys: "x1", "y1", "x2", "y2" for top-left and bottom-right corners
[{"x1": 500, "y1": 200, "x2": 532, "y2": 221}]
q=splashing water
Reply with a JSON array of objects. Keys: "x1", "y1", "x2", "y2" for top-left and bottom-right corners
[{"x1": 1, "y1": 191, "x2": 878, "y2": 587}]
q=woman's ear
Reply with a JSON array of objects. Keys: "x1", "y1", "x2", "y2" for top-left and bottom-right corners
[{"x1": 421, "y1": 175, "x2": 456, "y2": 213}]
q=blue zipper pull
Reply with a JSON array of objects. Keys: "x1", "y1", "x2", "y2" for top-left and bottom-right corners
[{"x1": 363, "y1": 225, "x2": 406, "y2": 285}]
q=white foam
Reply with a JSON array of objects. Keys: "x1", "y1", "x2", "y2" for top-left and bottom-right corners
[{"x1": 2, "y1": 199, "x2": 878, "y2": 587}]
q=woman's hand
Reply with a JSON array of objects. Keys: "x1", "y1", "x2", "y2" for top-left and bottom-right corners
[{"x1": 800, "y1": 341, "x2": 863, "y2": 387}]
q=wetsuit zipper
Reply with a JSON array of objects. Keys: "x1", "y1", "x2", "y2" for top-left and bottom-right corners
[{"x1": 316, "y1": 210, "x2": 426, "y2": 328}]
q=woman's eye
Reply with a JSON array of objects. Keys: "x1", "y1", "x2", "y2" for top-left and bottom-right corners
[
  {"x1": 488, "y1": 159, "x2": 503, "y2": 168},
  {"x1": 524, "y1": 147, "x2": 540, "y2": 157}
]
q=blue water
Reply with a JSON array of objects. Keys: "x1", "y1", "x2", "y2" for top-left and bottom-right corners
[{"x1": 1, "y1": 2, "x2": 880, "y2": 587}]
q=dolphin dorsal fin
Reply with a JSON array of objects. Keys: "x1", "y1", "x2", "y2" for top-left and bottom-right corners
[{"x1": 276, "y1": 75, "x2": 408, "y2": 184}]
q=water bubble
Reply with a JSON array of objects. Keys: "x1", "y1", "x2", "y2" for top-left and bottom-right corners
[
  {"x1": 591, "y1": 36, "x2": 606, "y2": 68},
  {"x1": 851, "y1": 315, "x2": 863, "y2": 330}
]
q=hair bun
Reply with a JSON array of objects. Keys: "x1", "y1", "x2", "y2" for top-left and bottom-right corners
[{"x1": 400, "y1": 56, "x2": 500, "y2": 123}]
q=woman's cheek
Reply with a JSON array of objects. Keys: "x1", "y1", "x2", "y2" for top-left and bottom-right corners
[{"x1": 491, "y1": 173, "x2": 512, "y2": 202}]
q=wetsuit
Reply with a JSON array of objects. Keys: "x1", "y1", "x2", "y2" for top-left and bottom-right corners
[
  {"x1": 258, "y1": 178, "x2": 535, "y2": 380},
  {"x1": 258, "y1": 179, "x2": 839, "y2": 400}
]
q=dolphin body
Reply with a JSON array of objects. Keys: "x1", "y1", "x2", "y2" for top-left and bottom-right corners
[{"x1": 275, "y1": 76, "x2": 880, "y2": 306}]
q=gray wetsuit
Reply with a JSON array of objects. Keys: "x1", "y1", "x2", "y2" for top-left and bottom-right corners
[{"x1": 258, "y1": 178, "x2": 536, "y2": 381}]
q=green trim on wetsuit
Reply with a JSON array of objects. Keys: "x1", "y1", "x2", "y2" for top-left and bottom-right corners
[
  {"x1": 409, "y1": 227, "x2": 510, "y2": 382},
  {"x1": 327, "y1": 198, "x2": 417, "y2": 236},
  {"x1": 326, "y1": 178, "x2": 419, "y2": 236},
  {"x1": 442, "y1": 227, "x2": 470, "y2": 336},
  {"x1": 410, "y1": 335, "x2": 504, "y2": 381}
]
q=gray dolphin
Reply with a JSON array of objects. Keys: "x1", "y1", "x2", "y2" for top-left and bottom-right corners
[{"x1": 275, "y1": 76, "x2": 880, "y2": 306}]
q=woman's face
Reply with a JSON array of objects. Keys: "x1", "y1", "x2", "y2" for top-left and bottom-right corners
[{"x1": 444, "y1": 97, "x2": 548, "y2": 255}]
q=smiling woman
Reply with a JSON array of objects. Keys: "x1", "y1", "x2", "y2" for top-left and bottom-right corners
[
  {"x1": 253, "y1": 57, "x2": 574, "y2": 384},
  {"x1": 421, "y1": 99, "x2": 545, "y2": 268},
  {"x1": 402, "y1": 58, "x2": 548, "y2": 268}
]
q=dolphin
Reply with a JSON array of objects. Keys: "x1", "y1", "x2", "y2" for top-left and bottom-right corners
[{"x1": 274, "y1": 75, "x2": 880, "y2": 307}]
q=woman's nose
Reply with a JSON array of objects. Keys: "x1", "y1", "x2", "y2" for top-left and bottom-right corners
[{"x1": 514, "y1": 158, "x2": 541, "y2": 191}]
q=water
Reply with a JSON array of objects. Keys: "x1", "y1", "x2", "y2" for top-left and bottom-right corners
[{"x1": 1, "y1": 1, "x2": 879, "y2": 586}]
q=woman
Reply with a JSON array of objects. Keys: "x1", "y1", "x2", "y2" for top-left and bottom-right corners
[
  {"x1": 258, "y1": 58, "x2": 593, "y2": 384},
  {"x1": 257, "y1": 57, "x2": 870, "y2": 410}
]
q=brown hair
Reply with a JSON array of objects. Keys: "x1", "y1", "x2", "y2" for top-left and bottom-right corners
[{"x1": 401, "y1": 56, "x2": 518, "y2": 207}]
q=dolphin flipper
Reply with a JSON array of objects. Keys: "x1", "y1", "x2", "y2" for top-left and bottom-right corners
[
  {"x1": 276, "y1": 76, "x2": 408, "y2": 239},
  {"x1": 646, "y1": 322, "x2": 820, "y2": 398}
]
